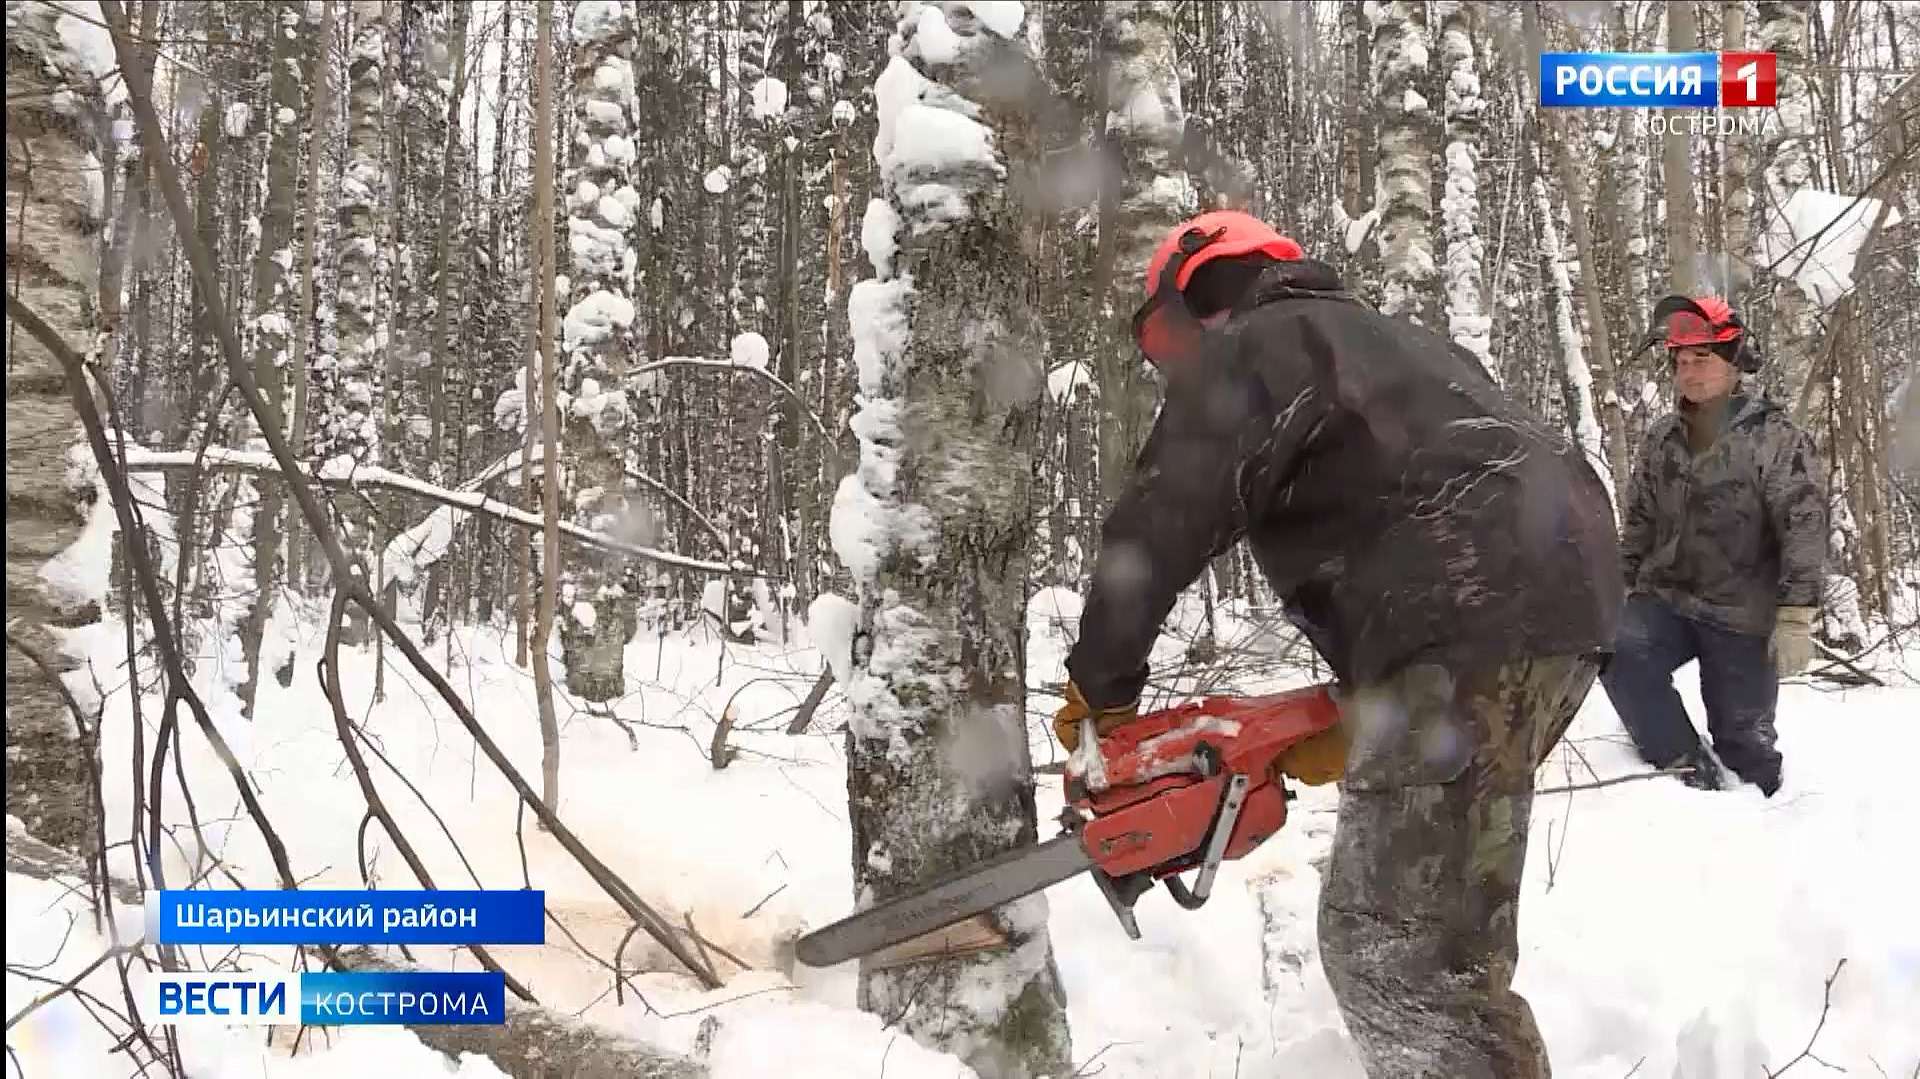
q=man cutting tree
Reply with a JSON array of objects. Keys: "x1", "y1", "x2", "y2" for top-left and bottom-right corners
[{"x1": 1054, "y1": 211, "x2": 1624, "y2": 1075}]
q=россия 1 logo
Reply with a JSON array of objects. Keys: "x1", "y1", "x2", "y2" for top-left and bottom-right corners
[{"x1": 1540, "y1": 52, "x2": 1777, "y2": 108}]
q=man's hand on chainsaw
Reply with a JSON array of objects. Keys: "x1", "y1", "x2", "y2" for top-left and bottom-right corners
[{"x1": 1053, "y1": 680, "x2": 1140, "y2": 751}]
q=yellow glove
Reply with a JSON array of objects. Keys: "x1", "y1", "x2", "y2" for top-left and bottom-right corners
[
  {"x1": 1274, "y1": 722, "x2": 1349, "y2": 786},
  {"x1": 1052, "y1": 681, "x2": 1140, "y2": 751},
  {"x1": 1773, "y1": 606, "x2": 1818, "y2": 678}
]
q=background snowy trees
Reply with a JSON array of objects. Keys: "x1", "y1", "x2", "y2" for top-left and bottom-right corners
[{"x1": 18, "y1": 0, "x2": 1916, "y2": 667}]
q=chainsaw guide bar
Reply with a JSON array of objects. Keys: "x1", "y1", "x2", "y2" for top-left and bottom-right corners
[{"x1": 795, "y1": 686, "x2": 1342, "y2": 968}]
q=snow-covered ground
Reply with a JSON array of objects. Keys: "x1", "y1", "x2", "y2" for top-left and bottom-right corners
[{"x1": 8, "y1": 586, "x2": 1919, "y2": 1078}]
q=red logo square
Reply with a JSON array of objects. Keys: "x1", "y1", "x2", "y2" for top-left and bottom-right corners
[{"x1": 1720, "y1": 52, "x2": 1777, "y2": 107}]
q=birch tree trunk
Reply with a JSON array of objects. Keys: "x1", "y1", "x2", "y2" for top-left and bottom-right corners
[
  {"x1": 1093, "y1": 0, "x2": 1191, "y2": 499},
  {"x1": 1758, "y1": 0, "x2": 1820, "y2": 407},
  {"x1": 558, "y1": 0, "x2": 641, "y2": 700},
  {"x1": 1616, "y1": 2, "x2": 1650, "y2": 315},
  {"x1": 1722, "y1": 0, "x2": 1757, "y2": 297},
  {"x1": 530, "y1": 0, "x2": 563, "y2": 818},
  {"x1": 1533, "y1": 156, "x2": 1617, "y2": 508},
  {"x1": 836, "y1": 4, "x2": 1072, "y2": 1073},
  {"x1": 3, "y1": 0, "x2": 110, "y2": 853},
  {"x1": 1664, "y1": 0, "x2": 1699, "y2": 293},
  {"x1": 1437, "y1": 0, "x2": 1492, "y2": 377},
  {"x1": 286, "y1": 0, "x2": 333, "y2": 594},
  {"x1": 1526, "y1": 5, "x2": 1627, "y2": 504},
  {"x1": 326, "y1": 0, "x2": 390, "y2": 642},
  {"x1": 1369, "y1": 0, "x2": 1440, "y2": 327},
  {"x1": 239, "y1": 0, "x2": 307, "y2": 715},
  {"x1": 421, "y1": 0, "x2": 470, "y2": 637}
]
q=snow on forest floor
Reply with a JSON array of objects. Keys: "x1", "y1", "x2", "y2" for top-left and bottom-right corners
[{"x1": 7, "y1": 587, "x2": 1920, "y2": 1078}]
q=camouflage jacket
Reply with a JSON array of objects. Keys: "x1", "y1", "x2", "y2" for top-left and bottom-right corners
[{"x1": 1620, "y1": 394, "x2": 1827, "y2": 635}]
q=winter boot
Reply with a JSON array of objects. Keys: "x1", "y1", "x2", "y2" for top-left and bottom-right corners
[{"x1": 1673, "y1": 748, "x2": 1724, "y2": 791}]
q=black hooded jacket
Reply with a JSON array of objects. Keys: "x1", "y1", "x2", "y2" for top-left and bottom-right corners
[{"x1": 1065, "y1": 260, "x2": 1624, "y2": 706}]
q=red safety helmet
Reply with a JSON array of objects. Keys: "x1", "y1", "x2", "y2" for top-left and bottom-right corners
[
  {"x1": 1133, "y1": 211, "x2": 1304, "y2": 367},
  {"x1": 1142, "y1": 210, "x2": 1306, "y2": 298},
  {"x1": 1650, "y1": 294, "x2": 1760, "y2": 372}
]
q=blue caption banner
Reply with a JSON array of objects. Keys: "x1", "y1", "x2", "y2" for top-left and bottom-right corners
[
  {"x1": 150, "y1": 889, "x2": 545, "y2": 945},
  {"x1": 301, "y1": 971, "x2": 506, "y2": 1026},
  {"x1": 1539, "y1": 52, "x2": 1719, "y2": 108}
]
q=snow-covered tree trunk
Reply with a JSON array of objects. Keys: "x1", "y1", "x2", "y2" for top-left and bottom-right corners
[
  {"x1": 1533, "y1": 162, "x2": 1617, "y2": 509},
  {"x1": 3, "y1": 0, "x2": 110, "y2": 854},
  {"x1": 558, "y1": 0, "x2": 640, "y2": 701},
  {"x1": 1093, "y1": 0, "x2": 1192, "y2": 501},
  {"x1": 1722, "y1": 0, "x2": 1756, "y2": 297},
  {"x1": 1368, "y1": 0, "x2": 1440, "y2": 327},
  {"x1": 833, "y1": 4, "x2": 1071, "y2": 1074},
  {"x1": 238, "y1": 0, "x2": 307, "y2": 716},
  {"x1": 1525, "y1": 5, "x2": 1627, "y2": 503},
  {"x1": 1436, "y1": 0, "x2": 1492, "y2": 377},
  {"x1": 321, "y1": 0, "x2": 389, "y2": 644},
  {"x1": 1758, "y1": 0, "x2": 1819, "y2": 406},
  {"x1": 421, "y1": 0, "x2": 470, "y2": 636},
  {"x1": 1663, "y1": 0, "x2": 1699, "y2": 292},
  {"x1": 285, "y1": 0, "x2": 333, "y2": 595}
]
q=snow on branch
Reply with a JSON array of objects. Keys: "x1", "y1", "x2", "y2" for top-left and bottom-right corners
[
  {"x1": 627, "y1": 355, "x2": 831, "y2": 437},
  {"x1": 115, "y1": 444, "x2": 741, "y2": 578},
  {"x1": 378, "y1": 446, "x2": 734, "y2": 587}
]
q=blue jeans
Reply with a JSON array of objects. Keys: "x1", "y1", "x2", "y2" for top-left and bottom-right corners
[{"x1": 1600, "y1": 594, "x2": 1782, "y2": 787}]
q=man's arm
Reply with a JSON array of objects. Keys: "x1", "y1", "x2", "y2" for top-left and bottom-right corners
[
  {"x1": 1066, "y1": 336, "x2": 1326, "y2": 709},
  {"x1": 1763, "y1": 419, "x2": 1827, "y2": 608},
  {"x1": 1618, "y1": 434, "x2": 1661, "y2": 591},
  {"x1": 1066, "y1": 381, "x2": 1252, "y2": 709}
]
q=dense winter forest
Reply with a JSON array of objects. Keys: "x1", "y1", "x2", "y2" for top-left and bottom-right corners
[{"x1": 7, "y1": 0, "x2": 1920, "y2": 1076}]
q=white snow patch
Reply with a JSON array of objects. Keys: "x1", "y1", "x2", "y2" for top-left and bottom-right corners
[
  {"x1": 572, "y1": 0, "x2": 627, "y2": 43},
  {"x1": 224, "y1": 102, "x2": 252, "y2": 137},
  {"x1": 751, "y1": 77, "x2": 789, "y2": 120},
  {"x1": 571, "y1": 601, "x2": 597, "y2": 630},
  {"x1": 1344, "y1": 207, "x2": 1380, "y2": 254},
  {"x1": 1757, "y1": 187, "x2": 1904, "y2": 308},
  {"x1": 860, "y1": 198, "x2": 901, "y2": 277},
  {"x1": 704, "y1": 165, "x2": 732, "y2": 194},
  {"x1": 806, "y1": 592, "x2": 859, "y2": 686},
  {"x1": 969, "y1": 0, "x2": 1026, "y2": 37},
  {"x1": 1047, "y1": 360, "x2": 1095, "y2": 402},
  {"x1": 562, "y1": 290, "x2": 635, "y2": 351},
  {"x1": 831, "y1": 99, "x2": 856, "y2": 126},
  {"x1": 595, "y1": 193, "x2": 632, "y2": 228},
  {"x1": 914, "y1": 4, "x2": 961, "y2": 64},
  {"x1": 889, "y1": 104, "x2": 1000, "y2": 179},
  {"x1": 730, "y1": 331, "x2": 770, "y2": 370}
]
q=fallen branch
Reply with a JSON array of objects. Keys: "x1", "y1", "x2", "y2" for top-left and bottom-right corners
[
  {"x1": 1536, "y1": 768, "x2": 1693, "y2": 795},
  {"x1": 1765, "y1": 958, "x2": 1848, "y2": 1077},
  {"x1": 630, "y1": 357, "x2": 832, "y2": 438},
  {"x1": 319, "y1": 589, "x2": 532, "y2": 1001},
  {"x1": 4, "y1": 940, "x2": 143, "y2": 1033},
  {"x1": 784, "y1": 668, "x2": 836, "y2": 735},
  {"x1": 115, "y1": 444, "x2": 744, "y2": 580}
]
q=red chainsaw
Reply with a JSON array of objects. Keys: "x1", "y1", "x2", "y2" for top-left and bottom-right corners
[{"x1": 795, "y1": 684, "x2": 1342, "y2": 967}]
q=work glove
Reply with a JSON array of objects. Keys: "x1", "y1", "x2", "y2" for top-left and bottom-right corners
[
  {"x1": 1052, "y1": 681, "x2": 1140, "y2": 752},
  {"x1": 1772, "y1": 606, "x2": 1818, "y2": 678},
  {"x1": 1273, "y1": 721, "x2": 1349, "y2": 786}
]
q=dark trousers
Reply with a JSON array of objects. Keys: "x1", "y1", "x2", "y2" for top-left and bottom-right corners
[
  {"x1": 1321, "y1": 655, "x2": 1600, "y2": 1078},
  {"x1": 1600, "y1": 594, "x2": 1782, "y2": 787}
]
